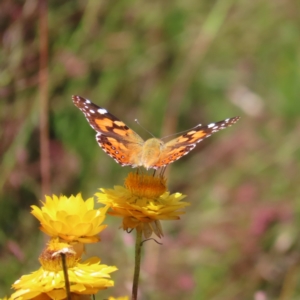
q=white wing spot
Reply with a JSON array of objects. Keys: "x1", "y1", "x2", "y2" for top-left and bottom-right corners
[
  {"x1": 85, "y1": 99, "x2": 91, "y2": 104},
  {"x1": 98, "y1": 108, "x2": 108, "y2": 114},
  {"x1": 89, "y1": 109, "x2": 95, "y2": 114},
  {"x1": 208, "y1": 123, "x2": 215, "y2": 128}
]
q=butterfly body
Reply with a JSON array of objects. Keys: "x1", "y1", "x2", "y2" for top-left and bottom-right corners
[
  {"x1": 72, "y1": 95, "x2": 240, "y2": 169},
  {"x1": 140, "y1": 138, "x2": 164, "y2": 169}
]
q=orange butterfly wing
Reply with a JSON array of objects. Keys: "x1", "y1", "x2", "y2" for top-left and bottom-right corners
[
  {"x1": 151, "y1": 117, "x2": 240, "y2": 168},
  {"x1": 72, "y1": 95, "x2": 144, "y2": 167}
]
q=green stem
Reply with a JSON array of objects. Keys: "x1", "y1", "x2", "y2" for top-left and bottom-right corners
[
  {"x1": 61, "y1": 253, "x2": 71, "y2": 300},
  {"x1": 132, "y1": 229, "x2": 143, "y2": 300}
]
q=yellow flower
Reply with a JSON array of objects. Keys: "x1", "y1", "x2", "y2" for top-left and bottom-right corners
[
  {"x1": 96, "y1": 173, "x2": 189, "y2": 238},
  {"x1": 11, "y1": 239, "x2": 117, "y2": 300},
  {"x1": 10, "y1": 292, "x2": 90, "y2": 300},
  {"x1": 108, "y1": 297, "x2": 129, "y2": 300},
  {"x1": 31, "y1": 194, "x2": 108, "y2": 243}
]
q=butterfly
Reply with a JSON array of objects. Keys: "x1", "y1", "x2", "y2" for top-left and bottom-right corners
[{"x1": 72, "y1": 95, "x2": 240, "y2": 170}]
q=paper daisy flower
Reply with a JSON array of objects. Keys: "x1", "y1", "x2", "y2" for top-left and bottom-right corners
[
  {"x1": 10, "y1": 239, "x2": 117, "y2": 300},
  {"x1": 31, "y1": 194, "x2": 108, "y2": 243},
  {"x1": 96, "y1": 172, "x2": 189, "y2": 238}
]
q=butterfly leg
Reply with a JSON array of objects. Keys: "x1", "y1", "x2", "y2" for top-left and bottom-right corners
[{"x1": 159, "y1": 166, "x2": 167, "y2": 177}]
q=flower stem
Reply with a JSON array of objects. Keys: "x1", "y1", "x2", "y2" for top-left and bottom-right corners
[
  {"x1": 61, "y1": 253, "x2": 71, "y2": 300},
  {"x1": 132, "y1": 228, "x2": 143, "y2": 300}
]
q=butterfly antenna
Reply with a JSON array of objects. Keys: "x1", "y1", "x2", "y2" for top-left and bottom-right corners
[
  {"x1": 161, "y1": 125, "x2": 201, "y2": 141},
  {"x1": 135, "y1": 119, "x2": 155, "y2": 138}
]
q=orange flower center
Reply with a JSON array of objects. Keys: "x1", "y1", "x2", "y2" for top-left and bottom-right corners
[
  {"x1": 39, "y1": 239, "x2": 78, "y2": 271},
  {"x1": 125, "y1": 172, "x2": 167, "y2": 199}
]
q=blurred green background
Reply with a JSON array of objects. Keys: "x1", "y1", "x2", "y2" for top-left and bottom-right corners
[{"x1": 1, "y1": 0, "x2": 300, "y2": 299}]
